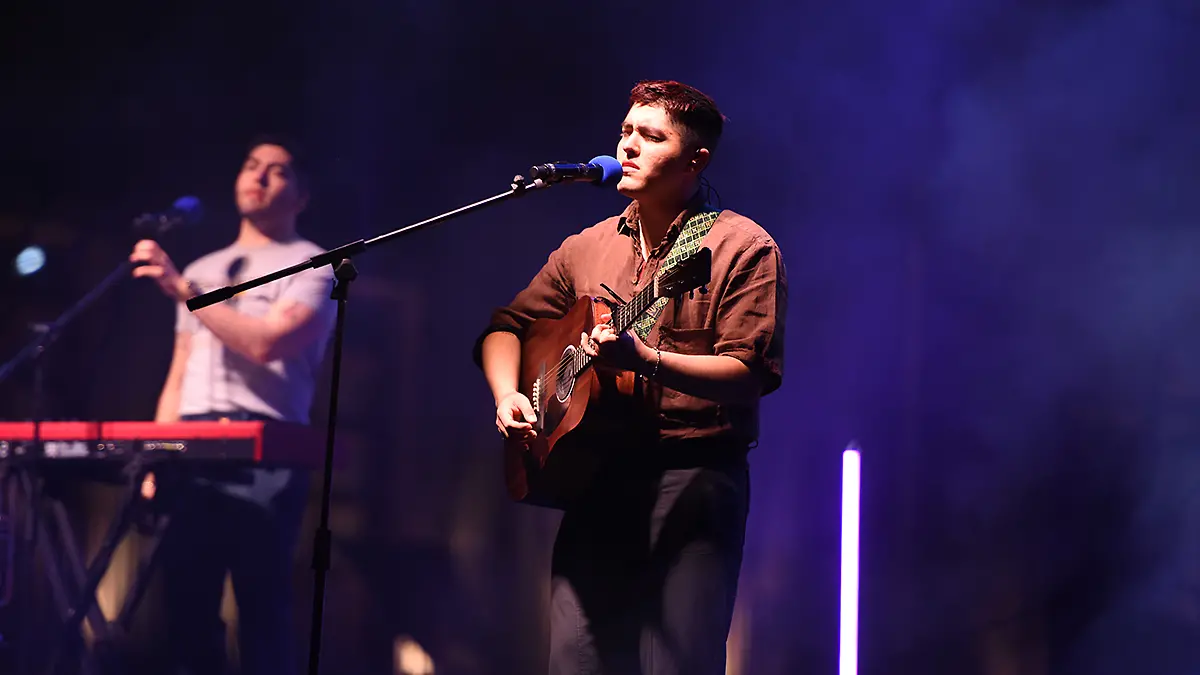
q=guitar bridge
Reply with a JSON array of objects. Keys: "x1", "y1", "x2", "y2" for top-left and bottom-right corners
[{"x1": 532, "y1": 363, "x2": 544, "y2": 431}]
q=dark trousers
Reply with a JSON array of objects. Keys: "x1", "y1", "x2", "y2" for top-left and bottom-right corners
[
  {"x1": 158, "y1": 411, "x2": 310, "y2": 675},
  {"x1": 548, "y1": 449, "x2": 750, "y2": 675}
]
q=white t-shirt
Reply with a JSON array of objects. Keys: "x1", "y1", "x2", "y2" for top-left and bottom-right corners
[{"x1": 175, "y1": 238, "x2": 336, "y2": 424}]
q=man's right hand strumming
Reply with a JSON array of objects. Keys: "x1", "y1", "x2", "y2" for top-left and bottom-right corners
[
  {"x1": 495, "y1": 390, "x2": 537, "y2": 441},
  {"x1": 482, "y1": 331, "x2": 538, "y2": 440}
]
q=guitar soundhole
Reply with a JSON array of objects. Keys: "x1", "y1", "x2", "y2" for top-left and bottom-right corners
[{"x1": 556, "y1": 345, "x2": 576, "y2": 403}]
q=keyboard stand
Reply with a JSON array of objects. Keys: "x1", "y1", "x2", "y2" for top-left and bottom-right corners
[
  {"x1": 1, "y1": 452, "x2": 178, "y2": 675},
  {"x1": 40, "y1": 454, "x2": 179, "y2": 675},
  {"x1": 3, "y1": 457, "x2": 113, "y2": 675}
]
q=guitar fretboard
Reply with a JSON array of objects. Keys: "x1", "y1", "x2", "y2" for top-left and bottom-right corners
[{"x1": 565, "y1": 280, "x2": 658, "y2": 380}]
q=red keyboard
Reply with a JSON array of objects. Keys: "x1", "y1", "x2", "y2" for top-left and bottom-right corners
[{"x1": 0, "y1": 420, "x2": 340, "y2": 470}]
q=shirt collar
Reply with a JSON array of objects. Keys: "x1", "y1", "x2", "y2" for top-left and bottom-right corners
[{"x1": 616, "y1": 191, "x2": 711, "y2": 241}]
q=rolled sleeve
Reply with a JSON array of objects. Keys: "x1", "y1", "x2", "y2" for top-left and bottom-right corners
[
  {"x1": 279, "y1": 266, "x2": 337, "y2": 343},
  {"x1": 280, "y1": 266, "x2": 335, "y2": 314},
  {"x1": 175, "y1": 300, "x2": 200, "y2": 335},
  {"x1": 175, "y1": 262, "x2": 201, "y2": 334},
  {"x1": 713, "y1": 236, "x2": 787, "y2": 395},
  {"x1": 471, "y1": 236, "x2": 576, "y2": 369}
]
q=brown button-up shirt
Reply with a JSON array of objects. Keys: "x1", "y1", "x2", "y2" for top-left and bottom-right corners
[{"x1": 474, "y1": 195, "x2": 787, "y2": 447}]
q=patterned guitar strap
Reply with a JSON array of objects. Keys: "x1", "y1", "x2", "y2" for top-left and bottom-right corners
[{"x1": 630, "y1": 207, "x2": 721, "y2": 341}]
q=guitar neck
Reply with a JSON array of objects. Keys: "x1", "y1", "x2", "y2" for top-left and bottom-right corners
[
  {"x1": 568, "y1": 282, "x2": 659, "y2": 380},
  {"x1": 611, "y1": 282, "x2": 658, "y2": 334}
]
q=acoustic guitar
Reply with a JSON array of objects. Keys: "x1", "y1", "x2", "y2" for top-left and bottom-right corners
[{"x1": 504, "y1": 247, "x2": 712, "y2": 508}]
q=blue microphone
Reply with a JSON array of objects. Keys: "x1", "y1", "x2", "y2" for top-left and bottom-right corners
[
  {"x1": 529, "y1": 155, "x2": 622, "y2": 187},
  {"x1": 133, "y1": 195, "x2": 204, "y2": 235}
]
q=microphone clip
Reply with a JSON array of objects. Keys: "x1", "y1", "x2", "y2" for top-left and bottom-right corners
[{"x1": 510, "y1": 174, "x2": 548, "y2": 194}]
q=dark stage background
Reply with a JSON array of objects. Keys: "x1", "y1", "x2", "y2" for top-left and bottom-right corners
[{"x1": 2, "y1": 1, "x2": 1200, "y2": 673}]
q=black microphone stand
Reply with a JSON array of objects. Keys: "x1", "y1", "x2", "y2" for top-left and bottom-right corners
[
  {"x1": 0, "y1": 258, "x2": 140, "y2": 675},
  {"x1": 186, "y1": 173, "x2": 550, "y2": 675}
]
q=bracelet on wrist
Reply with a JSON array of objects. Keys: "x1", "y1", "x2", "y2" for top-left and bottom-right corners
[{"x1": 647, "y1": 348, "x2": 662, "y2": 379}]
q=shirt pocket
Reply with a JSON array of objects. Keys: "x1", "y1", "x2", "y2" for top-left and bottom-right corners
[{"x1": 669, "y1": 291, "x2": 713, "y2": 329}]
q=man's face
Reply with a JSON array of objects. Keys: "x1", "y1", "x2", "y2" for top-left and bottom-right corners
[
  {"x1": 234, "y1": 143, "x2": 307, "y2": 222},
  {"x1": 616, "y1": 104, "x2": 700, "y2": 203}
]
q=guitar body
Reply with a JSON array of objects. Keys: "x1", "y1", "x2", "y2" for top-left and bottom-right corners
[
  {"x1": 500, "y1": 246, "x2": 712, "y2": 509},
  {"x1": 504, "y1": 296, "x2": 637, "y2": 509}
]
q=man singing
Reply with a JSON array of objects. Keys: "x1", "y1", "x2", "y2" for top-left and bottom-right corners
[
  {"x1": 130, "y1": 135, "x2": 337, "y2": 675},
  {"x1": 474, "y1": 81, "x2": 787, "y2": 674}
]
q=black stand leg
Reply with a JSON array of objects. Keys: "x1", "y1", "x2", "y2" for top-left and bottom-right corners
[
  {"x1": 11, "y1": 466, "x2": 67, "y2": 675},
  {"x1": 46, "y1": 497, "x2": 113, "y2": 675},
  {"x1": 95, "y1": 470, "x2": 180, "y2": 674},
  {"x1": 21, "y1": 345, "x2": 47, "y2": 675},
  {"x1": 306, "y1": 258, "x2": 356, "y2": 675},
  {"x1": 4, "y1": 464, "x2": 102, "y2": 675},
  {"x1": 0, "y1": 469, "x2": 15, "y2": 673},
  {"x1": 113, "y1": 507, "x2": 172, "y2": 632},
  {"x1": 42, "y1": 459, "x2": 149, "y2": 675}
]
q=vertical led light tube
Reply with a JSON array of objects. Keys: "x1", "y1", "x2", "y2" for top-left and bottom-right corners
[{"x1": 840, "y1": 442, "x2": 861, "y2": 675}]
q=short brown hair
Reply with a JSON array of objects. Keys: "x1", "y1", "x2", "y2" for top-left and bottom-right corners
[{"x1": 628, "y1": 80, "x2": 727, "y2": 152}]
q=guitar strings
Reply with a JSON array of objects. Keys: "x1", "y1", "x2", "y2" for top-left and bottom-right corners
[
  {"x1": 529, "y1": 250, "x2": 702, "y2": 398},
  {"x1": 533, "y1": 291, "x2": 652, "y2": 393}
]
